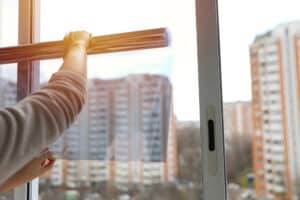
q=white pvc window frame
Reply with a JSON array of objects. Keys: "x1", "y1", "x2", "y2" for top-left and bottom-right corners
[
  {"x1": 196, "y1": 0, "x2": 227, "y2": 199},
  {"x1": 11, "y1": 0, "x2": 227, "y2": 199}
]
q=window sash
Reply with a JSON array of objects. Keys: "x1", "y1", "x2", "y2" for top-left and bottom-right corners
[
  {"x1": 0, "y1": 0, "x2": 228, "y2": 199},
  {"x1": 13, "y1": 0, "x2": 40, "y2": 199}
]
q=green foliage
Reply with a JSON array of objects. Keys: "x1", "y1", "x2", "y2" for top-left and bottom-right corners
[
  {"x1": 176, "y1": 124, "x2": 202, "y2": 184},
  {"x1": 226, "y1": 133, "x2": 252, "y2": 183},
  {"x1": 237, "y1": 166, "x2": 253, "y2": 188}
]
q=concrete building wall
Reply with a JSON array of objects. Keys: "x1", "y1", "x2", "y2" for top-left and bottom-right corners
[
  {"x1": 223, "y1": 101, "x2": 252, "y2": 141},
  {"x1": 46, "y1": 74, "x2": 177, "y2": 188},
  {"x1": 250, "y1": 22, "x2": 300, "y2": 200}
]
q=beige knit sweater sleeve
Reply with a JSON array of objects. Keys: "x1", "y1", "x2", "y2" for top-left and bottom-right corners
[{"x1": 0, "y1": 70, "x2": 86, "y2": 184}]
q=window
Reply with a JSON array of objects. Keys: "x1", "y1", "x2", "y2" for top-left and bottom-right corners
[
  {"x1": 38, "y1": 0, "x2": 202, "y2": 200},
  {"x1": 220, "y1": 0, "x2": 300, "y2": 199},
  {"x1": 0, "y1": 0, "x2": 227, "y2": 199},
  {"x1": 0, "y1": 64, "x2": 17, "y2": 200},
  {"x1": 0, "y1": 0, "x2": 23, "y2": 199}
]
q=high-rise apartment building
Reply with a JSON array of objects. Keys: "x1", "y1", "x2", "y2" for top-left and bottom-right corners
[
  {"x1": 0, "y1": 79, "x2": 17, "y2": 106},
  {"x1": 250, "y1": 22, "x2": 300, "y2": 200},
  {"x1": 47, "y1": 74, "x2": 178, "y2": 188},
  {"x1": 0, "y1": 77, "x2": 16, "y2": 107},
  {"x1": 223, "y1": 101, "x2": 252, "y2": 140}
]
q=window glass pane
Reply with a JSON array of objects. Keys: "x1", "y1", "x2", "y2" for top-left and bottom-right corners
[
  {"x1": 0, "y1": 191, "x2": 13, "y2": 200},
  {"x1": 219, "y1": 0, "x2": 300, "y2": 199},
  {"x1": 0, "y1": 0, "x2": 18, "y2": 199},
  {"x1": 0, "y1": 0, "x2": 18, "y2": 47},
  {"x1": 0, "y1": 64, "x2": 18, "y2": 200},
  {"x1": 41, "y1": 0, "x2": 171, "y2": 41},
  {"x1": 38, "y1": 0, "x2": 202, "y2": 200}
]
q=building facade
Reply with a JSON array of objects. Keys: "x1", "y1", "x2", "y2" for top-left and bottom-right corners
[
  {"x1": 250, "y1": 22, "x2": 300, "y2": 200},
  {"x1": 223, "y1": 101, "x2": 252, "y2": 141},
  {"x1": 46, "y1": 74, "x2": 178, "y2": 188}
]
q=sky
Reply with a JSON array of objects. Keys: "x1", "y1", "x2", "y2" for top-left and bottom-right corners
[
  {"x1": 1, "y1": 0, "x2": 300, "y2": 121},
  {"x1": 218, "y1": 0, "x2": 300, "y2": 102}
]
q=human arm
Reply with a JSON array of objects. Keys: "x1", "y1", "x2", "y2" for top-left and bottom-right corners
[{"x1": 0, "y1": 31, "x2": 91, "y2": 184}]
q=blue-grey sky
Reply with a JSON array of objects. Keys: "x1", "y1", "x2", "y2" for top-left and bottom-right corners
[{"x1": 1, "y1": 0, "x2": 300, "y2": 121}]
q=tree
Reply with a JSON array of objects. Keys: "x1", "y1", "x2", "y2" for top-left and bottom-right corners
[
  {"x1": 176, "y1": 123, "x2": 202, "y2": 185},
  {"x1": 226, "y1": 133, "x2": 252, "y2": 184}
]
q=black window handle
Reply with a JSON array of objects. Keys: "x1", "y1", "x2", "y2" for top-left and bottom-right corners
[{"x1": 208, "y1": 119, "x2": 215, "y2": 151}]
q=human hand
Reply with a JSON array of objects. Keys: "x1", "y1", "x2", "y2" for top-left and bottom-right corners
[
  {"x1": 61, "y1": 31, "x2": 91, "y2": 75},
  {"x1": 0, "y1": 149, "x2": 56, "y2": 192},
  {"x1": 17, "y1": 149, "x2": 56, "y2": 180},
  {"x1": 64, "y1": 31, "x2": 92, "y2": 50}
]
